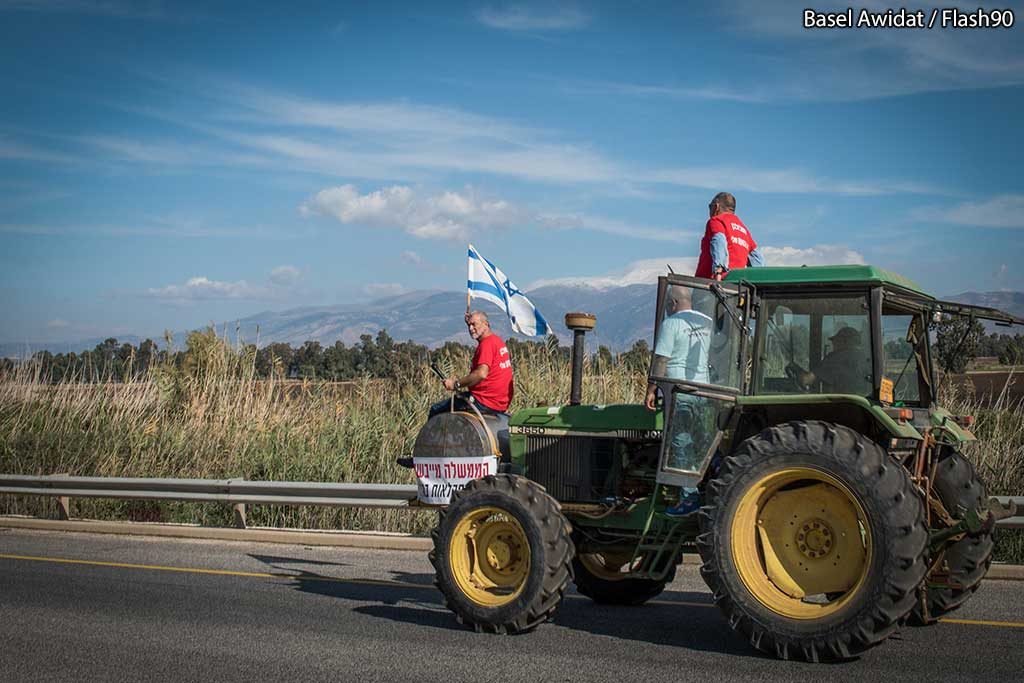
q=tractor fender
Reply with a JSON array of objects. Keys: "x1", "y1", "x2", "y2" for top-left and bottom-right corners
[{"x1": 732, "y1": 394, "x2": 923, "y2": 447}]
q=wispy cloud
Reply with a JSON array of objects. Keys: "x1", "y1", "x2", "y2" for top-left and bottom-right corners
[
  {"x1": 0, "y1": 136, "x2": 77, "y2": 164},
  {"x1": 475, "y1": 5, "x2": 590, "y2": 31},
  {"x1": 0, "y1": 0, "x2": 198, "y2": 21},
  {"x1": 536, "y1": 213, "x2": 684, "y2": 242},
  {"x1": 712, "y1": 0, "x2": 1024, "y2": 101},
  {"x1": 46, "y1": 318, "x2": 70, "y2": 329},
  {"x1": 562, "y1": 79, "x2": 766, "y2": 104},
  {"x1": 645, "y1": 166, "x2": 939, "y2": 196},
  {"x1": 910, "y1": 194, "x2": 1024, "y2": 229},
  {"x1": 23, "y1": 74, "x2": 940, "y2": 197},
  {"x1": 301, "y1": 184, "x2": 528, "y2": 241}
]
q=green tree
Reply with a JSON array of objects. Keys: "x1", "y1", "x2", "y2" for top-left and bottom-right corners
[{"x1": 932, "y1": 316, "x2": 985, "y2": 374}]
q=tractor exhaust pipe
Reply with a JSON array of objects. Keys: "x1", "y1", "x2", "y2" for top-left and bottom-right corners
[{"x1": 565, "y1": 312, "x2": 597, "y2": 406}]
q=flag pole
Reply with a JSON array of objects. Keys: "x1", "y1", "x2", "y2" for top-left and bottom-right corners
[{"x1": 466, "y1": 244, "x2": 472, "y2": 315}]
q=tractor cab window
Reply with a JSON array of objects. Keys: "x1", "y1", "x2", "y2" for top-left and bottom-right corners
[
  {"x1": 881, "y1": 308, "x2": 930, "y2": 405},
  {"x1": 649, "y1": 278, "x2": 748, "y2": 481},
  {"x1": 649, "y1": 282, "x2": 744, "y2": 391},
  {"x1": 757, "y1": 293, "x2": 873, "y2": 396}
]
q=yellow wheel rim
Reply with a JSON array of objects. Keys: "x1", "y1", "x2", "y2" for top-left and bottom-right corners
[
  {"x1": 577, "y1": 549, "x2": 637, "y2": 581},
  {"x1": 731, "y1": 467, "x2": 872, "y2": 619},
  {"x1": 449, "y1": 506, "x2": 531, "y2": 607}
]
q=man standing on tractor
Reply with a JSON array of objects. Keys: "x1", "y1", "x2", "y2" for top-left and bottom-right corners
[
  {"x1": 694, "y1": 192, "x2": 764, "y2": 280},
  {"x1": 645, "y1": 285, "x2": 713, "y2": 516},
  {"x1": 430, "y1": 310, "x2": 513, "y2": 418}
]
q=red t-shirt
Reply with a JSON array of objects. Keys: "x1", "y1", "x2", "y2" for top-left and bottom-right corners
[
  {"x1": 694, "y1": 212, "x2": 757, "y2": 278},
  {"x1": 471, "y1": 333, "x2": 513, "y2": 412}
]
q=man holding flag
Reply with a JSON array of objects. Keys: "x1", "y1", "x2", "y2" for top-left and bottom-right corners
[{"x1": 429, "y1": 244, "x2": 547, "y2": 418}]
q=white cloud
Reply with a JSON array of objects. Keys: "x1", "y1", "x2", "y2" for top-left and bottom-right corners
[
  {"x1": 362, "y1": 282, "x2": 407, "y2": 299},
  {"x1": 527, "y1": 244, "x2": 866, "y2": 289},
  {"x1": 475, "y1": 5, "x2": 590, "y2": 31},
  {"x1": 145, "y1": 276, "x2": 267, "y2": 301},
  {"x1": 912, "y1": 194, "x2": 1024, "y2": 229},
  {"x1": 46, "y1": 318, "x2": 70, "y2": 329},
  {"x1": 302, "y1": 184, "x2": 527, "y2": 241},
  {"x1": 529, "y1": 257, "x2": 698, "y2": 290},
  {"x1": 758, "y1": 244, "x2": 866, "y2": 267},
  {"x1": 269, "y1": 265, "x2": 302, "y2": 286}
]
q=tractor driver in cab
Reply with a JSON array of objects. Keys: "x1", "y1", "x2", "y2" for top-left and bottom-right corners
[
  {"x1": 792, "y1": 325, "x2": 872, "y2": 395},
  {"x1": 429, "y1": 310, "x2": 514, "y2": 418}
]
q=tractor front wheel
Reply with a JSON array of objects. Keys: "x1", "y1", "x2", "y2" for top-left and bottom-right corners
[
  {"x1": 430, "y1": 474, "x2": 574, "y2": 633},
  {"x1": 698, "y1": 421, "x2": 928, "y2": 661}
]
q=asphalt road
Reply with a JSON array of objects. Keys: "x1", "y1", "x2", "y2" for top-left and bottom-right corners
[{"x1": 1, "y1": 528, "x2": 1021, "y2": 682}]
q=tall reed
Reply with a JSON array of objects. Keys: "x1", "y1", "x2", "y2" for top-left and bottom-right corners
[{"x1": 1, "y1": 334, "x2": 1019, "y2": 560}]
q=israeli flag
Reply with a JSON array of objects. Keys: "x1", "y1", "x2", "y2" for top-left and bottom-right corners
[{"x1": 467, "y1": 244, "x2": 549, "y2": 337}]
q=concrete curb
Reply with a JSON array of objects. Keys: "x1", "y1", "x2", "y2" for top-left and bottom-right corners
[{"x1": 2, "y1": 516, "x2": 1022, "y2": 579}]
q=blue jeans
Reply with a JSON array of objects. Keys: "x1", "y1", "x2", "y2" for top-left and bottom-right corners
[{"x1": 667, "y1": 394, "x2": 707, "y2": 471}]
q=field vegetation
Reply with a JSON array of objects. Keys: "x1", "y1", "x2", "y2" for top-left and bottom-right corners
[{"x1": 0, "y1": 328, "x2": 1020, "y2": 561}]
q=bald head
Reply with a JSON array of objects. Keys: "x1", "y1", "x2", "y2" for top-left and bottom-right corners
[{"x1": 466, "y1": 310, "x2": 492, "y2": 341}]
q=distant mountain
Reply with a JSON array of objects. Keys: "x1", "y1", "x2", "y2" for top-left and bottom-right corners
[
  {"x1": 6, "y1": 286, "x2": 1021, "y2": 359},
  {"x1": 945, "y1": 291, "x2": 1024, "y2": 324},
  {"x1": 228, "y1": 283, "x2": 659, "y2": 351}
]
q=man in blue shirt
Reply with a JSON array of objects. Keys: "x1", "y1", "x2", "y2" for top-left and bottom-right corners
[{"x1": 645, "y1": 287, "x2": 714, "y2": 517}]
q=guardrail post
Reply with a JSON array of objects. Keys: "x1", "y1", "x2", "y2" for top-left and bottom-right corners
[
  {"x1": 233, "y1": 503, "x2": 247, "y2": 529},
  {"x1": 57, "y1": 496, "x2": 71, "y2": 521}
]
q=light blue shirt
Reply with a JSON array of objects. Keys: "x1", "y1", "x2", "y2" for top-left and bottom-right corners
[
  {"x1": 654, "y1": 310, "x2": 713, "y2": 383},
  {"x1": 711, "y1": 232, "x2": 764, "y2": 271}
]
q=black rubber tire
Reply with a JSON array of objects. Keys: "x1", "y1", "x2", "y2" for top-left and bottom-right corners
[
  {"x1": 571, "y1": 549, "x2": 676, "y2": 606},
  {"x1": 912, "y1": 450, "x2": 994, "y2": 624},
  {"x1": 430, "y1": 474, "x2": 574, "y2": 633},
  {"x1": 697, "y1": 421, "x2": 929, "y2": 662}
]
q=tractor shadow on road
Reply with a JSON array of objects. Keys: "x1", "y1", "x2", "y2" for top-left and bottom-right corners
[{"x1": 288, "y1": 571, "x2": 770, "y2": 658}]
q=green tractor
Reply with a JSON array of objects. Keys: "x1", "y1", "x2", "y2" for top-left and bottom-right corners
[{"x1": 416, "y1": 265, "x2": 1020, "y2": 661}]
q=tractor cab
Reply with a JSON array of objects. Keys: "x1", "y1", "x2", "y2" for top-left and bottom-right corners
[{"x1": 649, "y1": 266, "x2": 1024, "y2": 486}]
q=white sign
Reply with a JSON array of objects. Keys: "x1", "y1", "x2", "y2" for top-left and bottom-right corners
[{"x1": 414, "y1": 455, "x2": 498, "y2": 505}]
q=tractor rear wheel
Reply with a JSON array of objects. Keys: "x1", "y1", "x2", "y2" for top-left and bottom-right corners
[
  {"x1": 912, "y1": 450, "x2": 994, "y2": 624},
  {"x1": 430, "y1": 474, "x2": 574, "y2": 633},
  {"x1": 572, "y1": 546, "x2": 676, "y2": 605},
  {"x1": 698, "y1": 421, "x2": 928, "y2": 662}
]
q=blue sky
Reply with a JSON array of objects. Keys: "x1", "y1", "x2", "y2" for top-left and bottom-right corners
[{"x1": 1, "y1": 0, "x2": 1022, "y2": 344}]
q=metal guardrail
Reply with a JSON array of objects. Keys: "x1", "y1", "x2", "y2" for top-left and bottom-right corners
[
  {"x1": 0, "y1": 475, "x2": 419, "y2": 527},
  {"x1": 0, "y1": 474, "x2": 1020, "y2": 528},
  {"x1": 993, "y1": 496, "x2": 1023, "y2": 530}
]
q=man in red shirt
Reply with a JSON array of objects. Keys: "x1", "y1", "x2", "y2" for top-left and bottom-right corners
[
  {"x1": 430, "y1": 310, "x2": 513, "y2": 417},
  {"x1": 694, "y1": 192, "x2": 764, "y2": 280}
]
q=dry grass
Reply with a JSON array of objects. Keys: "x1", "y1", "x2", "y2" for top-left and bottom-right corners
[{"x1": 1, "y1": 334, "x2": 1019, "y2": 559}]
